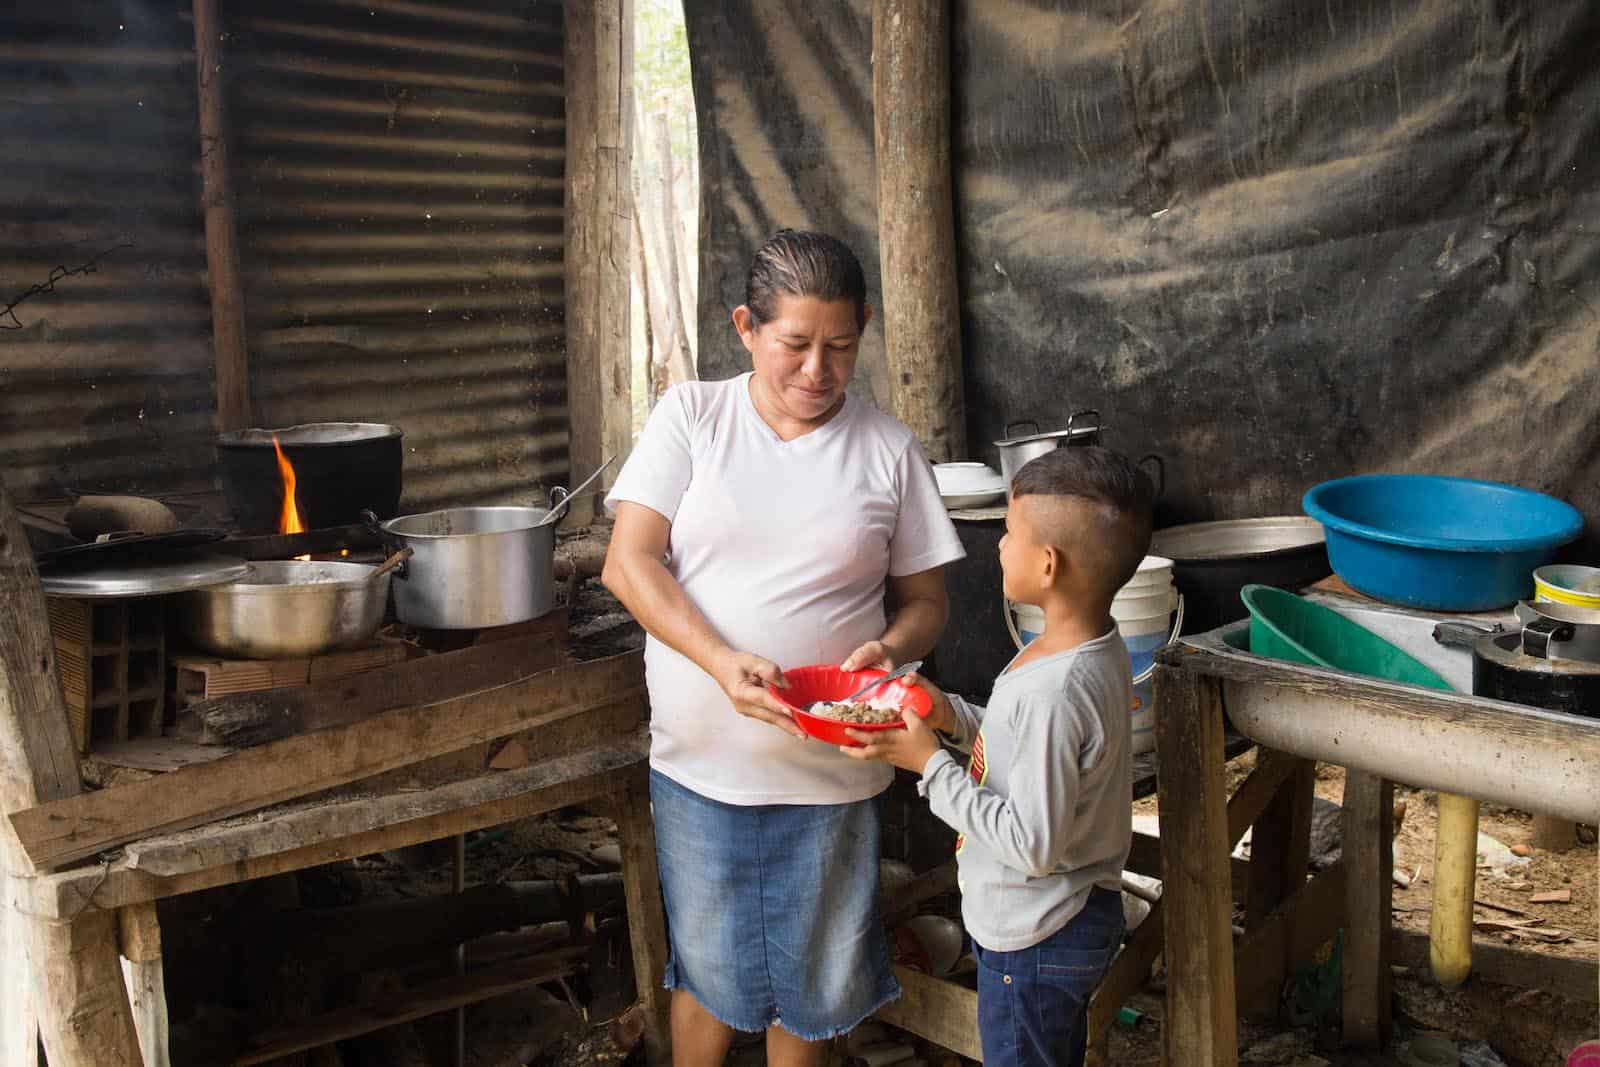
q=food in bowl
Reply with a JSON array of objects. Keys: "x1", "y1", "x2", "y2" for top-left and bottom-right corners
[
  {"x1": 770, "y1": 664, "x2": 934, "y2": 746},
  {"x1": 805, "y1": 697, "x2": 904, "y2": 724}
]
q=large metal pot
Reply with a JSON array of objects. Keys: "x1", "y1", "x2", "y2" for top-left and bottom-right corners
[
  {"x1": 375, "y1": 499, "x2": 564, "y2": 630},
  {"x1": 217, "y1": 423, "x2": 403, "y2": 534},
  {"x1": 1150, "y1": 517, "x2": 1331, "y2": 636},
  {"x1": 179, "y1": 560, "x2": 390, "y2": 659},
  {"x1": 992, "y1": 411, "x2": 1101, "y2": 482}
]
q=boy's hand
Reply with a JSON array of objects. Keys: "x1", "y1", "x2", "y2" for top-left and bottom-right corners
[
  {"x1": 840, "y1": 709, "x2": 942, "y2": 775},
  {"x1": 902, "y1": 671, "x2": 958, "y2": 738}
]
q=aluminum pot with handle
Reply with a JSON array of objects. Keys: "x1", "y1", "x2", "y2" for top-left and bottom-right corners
[
  {"x1": 369, "y1": 457, "x2": 613, "y2": 630},
  {"x1": 993, "y1": 410, "x2": 1101, "y2": 482}
]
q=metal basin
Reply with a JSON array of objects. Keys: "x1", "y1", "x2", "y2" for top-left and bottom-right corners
[{"x1": 179, "y1": 560, "x2": 389, "y2": 659}]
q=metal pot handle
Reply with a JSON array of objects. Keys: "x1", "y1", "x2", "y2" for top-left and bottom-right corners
[
  {"x1": 1135, "y1": 453, "x2": 1165, "y2": 500},
  {"x1": 1521, "y1": 616, "x2": 1575, "y2": 660},
  {"x1": 546, "y1": 485, "x2": 572, "y2": 524},
  {"x1": 1065, "y1": 409, "x2": 1102, "y2": 439},
  {"x1": 360, "y1": 509, "x2": 409, "y2": 579},
  {"x1": 1003, "y1": 419, "x2": 1040, "y2": 439},
  {"x1": 1432, "y1": 621, "x2": 1501, "y2": 650}
]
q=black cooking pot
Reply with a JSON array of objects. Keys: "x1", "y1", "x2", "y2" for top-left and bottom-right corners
[
  {"x1": 1150, "y1": 517, "x2": 1331, "y2": 636},
  {"x1": 217, "y1": 423, "x2": 403, "y2": 534},
  {"x1": 1433, "y1": 622, "x2": 1600, "y2": 719}
]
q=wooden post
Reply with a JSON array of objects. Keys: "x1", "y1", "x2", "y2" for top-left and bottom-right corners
[
  {"x1": 192, "y1": 0, "x2": 253, "y2": 432},
  {"x1": 564, "y1": 0, "x2": 634, "y2": 523},
  {"x1": 1341, "y1": 770, "x2": 1393, "y2": 1045},
  {"x1": 872, "y1": 0, "x2": 966, "y2": 463},
  {"x1": 613, "y1": 768, "x2": 670, "y2": 1064},
  {"x1": 1243, "y1": 751, "x2": 1315, "y2": 1016},
  {"x1": 0, "y1": 480, "x2": 143, "y2": 1063},
  {"x1": 1153, "y1": 667, "x2": 1238, "y2": 1067}
]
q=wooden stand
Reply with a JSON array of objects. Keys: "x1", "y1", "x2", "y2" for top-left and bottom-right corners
[
  {"x1": 3, "y1": 490, "x2": 670, "y2": 1067},
  {"x1": 1151, "y1": 623, "x2": 1600, "y2": 1065}
]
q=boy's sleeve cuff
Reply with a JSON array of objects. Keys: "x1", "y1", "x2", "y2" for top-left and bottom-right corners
[{"x1": 916, "y1": 749, "x2": 958, "y2": 796}]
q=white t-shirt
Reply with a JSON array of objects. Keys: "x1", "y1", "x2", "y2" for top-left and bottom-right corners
[{"x1": 604, "y1": 373, "x2": 967, "y2": 805}]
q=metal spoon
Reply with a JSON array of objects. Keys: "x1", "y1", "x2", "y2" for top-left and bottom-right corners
[
  {"x1": 809, "y1": 659, "x2": 924, "y2": 712},
  {"x1": 536, "y1": 455, "x2": 616, "y2": 528}
]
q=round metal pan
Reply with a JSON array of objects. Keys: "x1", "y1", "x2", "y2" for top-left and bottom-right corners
[{"x1": 40, "y1": 553, "x2": 250, "y2": 599}]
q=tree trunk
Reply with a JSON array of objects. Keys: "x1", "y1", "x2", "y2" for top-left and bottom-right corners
[
  {"x1": 651, "y1": 113, "x2": 696, "y2": 390},
  {"x1": 872, "y1": 0, "x2": 966, "y2": 462}
]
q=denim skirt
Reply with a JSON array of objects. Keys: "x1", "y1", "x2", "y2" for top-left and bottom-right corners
[{"x1": 649, "y1": 769, "x2": 900, "y2": 1040}]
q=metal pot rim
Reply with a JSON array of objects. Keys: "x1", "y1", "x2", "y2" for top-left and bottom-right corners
[
  {"x1": 1151, "y1": 517, "x2": 1327, "y2": 562},
  {"x1": 381, "y1": 505, "x2": 557, "y2": 540},
  {"x1": 201, "y1": 559, "x2": 385, "y2": 594},
  {"x1": 993, "y1": 425, "x2": 1099, "y2": 448},
  {"x1": 1476, "y1": 630, "x2": 1600, "y2": 676},
  {"x1": 217, "y1": 422, "x2": 403, "y2": 447}
]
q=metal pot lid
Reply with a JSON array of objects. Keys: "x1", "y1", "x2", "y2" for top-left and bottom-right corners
[
  {"x1": 217, "y1": 422, "x2": 402, "y2": 447},
  {"x1": 41, "y1": 553, "x2": 250, "y2": 599},
  {"x1": 1151, "y1": 517, "x2": 1326, "y2": 562}
]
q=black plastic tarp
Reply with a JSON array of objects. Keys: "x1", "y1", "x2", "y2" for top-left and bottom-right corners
[{"x1": 684, "y1": 0, "x2": 1600, "y2": 556}]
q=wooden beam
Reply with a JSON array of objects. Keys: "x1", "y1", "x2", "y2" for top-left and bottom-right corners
[
  {"x1": 1233, "y1": 863, "x2": 1346, "y2": 1014},
  {"x1": 37, "y1": 739, "x2": 647, "y2": 919},
  {"x1": 1340, "y1": 770, "x2": 1393, "y2": 1045},
  {"x1": 233, "y1": 945, "x2": 587, "y2": 1065},
  {"x1": 875, "y1": 965, "x2": 981, "y2": 1061},
  {"x1": 192, "y1": 0, "x2": 252, "y2": 431},
  {"x1": 1154, "y1": 668, "x2": 1238, "y2": 1066},
  {"x1": 872, "y1": 0, "x2": 966, "y2": 463},
  {"x1": 2, "y1": 480, "x2": 145, "y2": 1061},
  {"x1": 614, "y1": 767, "x2": 670, "y2": 1065},
  {"x1": 9, "y1": 653, "x2": 645, "y2": 870},
  {"x1": 1389, "y1": 928, "x2": 1598, "y2": 1006},
  {"x1": 32, "y1": 908, "x2": 144, "y2": 1066},
  {"x1": 562, "y1": 0, "x2": 633, "y2": 524},
  {"x1": 186, "y1": 612, "x2": 569, "y2": 748},
  {"x1": 121, "y1": 721, "x2": 645, "y2": 878},
  {"x1": 1125, "y1": 831, "x2": 1250, "y2": 899}
]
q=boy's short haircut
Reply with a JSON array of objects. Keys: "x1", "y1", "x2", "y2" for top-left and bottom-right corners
[{"x1": 1010, "y1": 447, "x2": 1156, "y2": 598}]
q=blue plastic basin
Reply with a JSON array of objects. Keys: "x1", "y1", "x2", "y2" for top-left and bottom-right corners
[{"x1": 1302, "y1": 474, "x2": 1583, "y2": 611}]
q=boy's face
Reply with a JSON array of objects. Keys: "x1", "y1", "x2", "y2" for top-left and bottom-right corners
[{"x1": 999, "y1": 494, "x2": 1051, "y2": 603}]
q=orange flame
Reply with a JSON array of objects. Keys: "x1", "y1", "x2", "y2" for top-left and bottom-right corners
[{"x1": 272, "y1": 435, "x2": 306, "y2": 537}]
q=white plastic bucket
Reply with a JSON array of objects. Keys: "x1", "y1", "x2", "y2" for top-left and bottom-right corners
[{"x1": 1005, "y1": 555, "x2": 1182, "y2": 755}]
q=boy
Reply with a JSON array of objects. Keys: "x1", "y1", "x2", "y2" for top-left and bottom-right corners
[{"x1": 843, "y1": 446, "x2": 1152, "y2": 1067}]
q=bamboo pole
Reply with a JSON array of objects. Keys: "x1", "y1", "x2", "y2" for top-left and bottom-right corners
[
  {"x1": 193, "y1": 0, "x2": 253, "y2": 432},
  {"x1": 872, "y1": 0, "x2": 966, "y2": 462}
]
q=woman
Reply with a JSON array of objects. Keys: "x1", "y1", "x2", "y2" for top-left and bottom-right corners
[{"x1": 602, "y1": 230, "x2": 965, "y2": 1066}]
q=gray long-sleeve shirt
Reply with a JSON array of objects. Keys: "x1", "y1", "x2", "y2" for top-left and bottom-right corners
[{"x1": 918, "y1": 628, "x2": 1133, "y2": 951}]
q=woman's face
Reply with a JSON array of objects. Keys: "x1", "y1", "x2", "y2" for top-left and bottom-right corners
[{"x1": 734, "y1": 294, "x2": 869, "y2": 430}]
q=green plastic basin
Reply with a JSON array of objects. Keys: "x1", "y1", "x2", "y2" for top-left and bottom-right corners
[{"x1": 1240, "y1": 584, "x2": 1453, "y2": 692}]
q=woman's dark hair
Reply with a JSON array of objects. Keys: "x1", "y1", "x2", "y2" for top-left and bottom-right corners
[{"x1": 744, "y1": 229, "x2": 868, "y2": 329}]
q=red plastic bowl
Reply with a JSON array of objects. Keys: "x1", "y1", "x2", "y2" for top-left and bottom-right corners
[{"x1": 768, "y1": 664, "x2": 933, "y2": 747}]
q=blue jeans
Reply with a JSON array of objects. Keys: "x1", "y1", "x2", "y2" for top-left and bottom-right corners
[
  {"x1": 973, "y1": 887, "x2": 1125, "y2": 1067},
  {"x1": 648, "y1": 770, "x2": 900, "y2": 1040}
]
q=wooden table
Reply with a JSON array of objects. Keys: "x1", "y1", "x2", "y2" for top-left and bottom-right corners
[
  {"x1": 1154, "y1": 620, "x2": 1600, "y2": 1065},
  {"x1": 1, "y1": 637, "x2": 670, "y2": 1066}
]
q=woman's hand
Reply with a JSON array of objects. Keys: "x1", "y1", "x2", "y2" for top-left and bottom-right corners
[
  {"x1": 712, "y1": 650, "x2": 806, "y2": 739},
  {"x1": 840, "y1": 709, "x2": 942, "y2": 774},
  {"x1": 840, "y1": 640, "x2": 899, "y2": 672}
]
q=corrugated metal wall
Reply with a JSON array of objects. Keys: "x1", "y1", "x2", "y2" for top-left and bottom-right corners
[
  {"x1": 0, "y1": 3, "x2": 216, "y2": 501},
  {"x1": 0, "y1": 0, "x2": 567, "y2": 517},
  {"x1": 228, "y1": 0, "x2": 569, "y2": 514}
]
